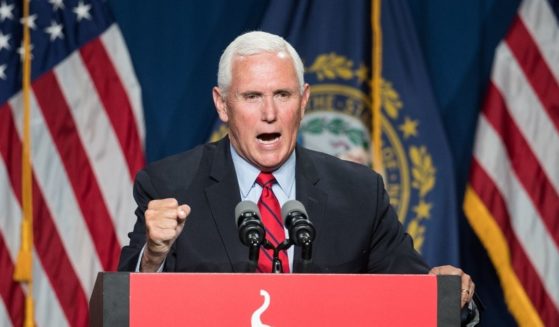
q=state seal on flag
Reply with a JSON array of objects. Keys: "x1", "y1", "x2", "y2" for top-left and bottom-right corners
[{"x1": 303, "y1": 53, "x2": 437, "y2": 252}]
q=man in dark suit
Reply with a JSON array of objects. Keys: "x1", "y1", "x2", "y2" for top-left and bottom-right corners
[{"x1": 119, "y1": 31, "x2": 476, "y2": 313}]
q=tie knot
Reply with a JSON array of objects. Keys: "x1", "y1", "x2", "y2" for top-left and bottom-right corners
[{"x1": 256, "y1": 172, "x2": 276, "y2": 188}]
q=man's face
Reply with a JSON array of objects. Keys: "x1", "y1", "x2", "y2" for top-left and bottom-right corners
[{"x1": 213, "y1": 52, "x2": 310, "y2": 172}]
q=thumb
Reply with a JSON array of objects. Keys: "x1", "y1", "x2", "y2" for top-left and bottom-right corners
[
  {"x1": 176, "y1": 204, "x2": 190, "y2": 224},
  {"x1": 175, "y1": 204, "x2": 190, "y2": 236}
]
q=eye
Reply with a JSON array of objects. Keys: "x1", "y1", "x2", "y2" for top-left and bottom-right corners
[
  {"x1": 242, "y1": 93, "x2": 262, "y2": 103},
  {"x1": 274, "y1": 91, "x2": 292, "y2": 101}
]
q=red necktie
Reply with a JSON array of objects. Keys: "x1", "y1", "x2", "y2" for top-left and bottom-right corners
[{"x1": 256, "y1": 172, "x2": 290, "y2": 273}]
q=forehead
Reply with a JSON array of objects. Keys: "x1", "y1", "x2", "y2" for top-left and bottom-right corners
[{"x1": 230, "y1": 52, "x2": 299, "y2": 90}]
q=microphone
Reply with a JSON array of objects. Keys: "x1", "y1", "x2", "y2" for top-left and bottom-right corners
[
  {"x1": 281, "y1": 200, "x2": 315, "y2": 261},
  {"x1": 235, "y1": 201, "x2": 265, "y2": 263}
]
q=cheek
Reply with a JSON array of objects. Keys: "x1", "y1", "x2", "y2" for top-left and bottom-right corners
[
  {"x1": 229, "y1": 112, "x2": 256, "y2": 135},
  {"x1": 290, "y1": 110, "x2": 303, "y2": 126}
]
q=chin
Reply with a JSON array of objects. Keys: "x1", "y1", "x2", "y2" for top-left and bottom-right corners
[
  {"x1": 257, "y1": 161, "x2": 281, "y2": 171},
  {"x1": 255, "y1": 156, "x2": 284, "y2": 172}
]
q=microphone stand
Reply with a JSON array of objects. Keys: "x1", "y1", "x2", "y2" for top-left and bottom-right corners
[
  {"x1": 301, "y1": 240, "x2": 313, "y2": 273},
  {"x1": 253, "y1": 234, "x2": 314, "y2": 273},
  {"x1": 247, "y1": 233, "x2": 260, "y2": 272},
  {"x1": 262, "y1": 240, "x2": 293, "y2": 273},
  {"x1": 248, "y1": 245, "x2": 259, "y2": 272}
]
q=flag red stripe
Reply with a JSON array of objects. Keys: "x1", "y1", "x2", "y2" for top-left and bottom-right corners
[
  {"x1": 0, "y1": 106, "x2": 89, "y2": 327},
  {"x1": 32, "y1": 72, "x2": 120, "y2": 271},
  {"x1": 506, "y1": 16, "x2": 559, "y2": 131},
  {"x1": 469, "y1": 159, "x2": 514, "y2": 240},
  {"x1": 470, "y1": 159, "x2": 559, "y2": 324},
  {"x1": 0, "y1": 105, "x2": 22, "y2": 198},
  {"x1": 80, "y1": 38, "x2": 145, "y2": 179},
  {"x1": 0, "y1": 234, "x2": 25, "y2": 327},
  {"x1": 482, "y1": 83, "x2": 559, "y2": 248}
]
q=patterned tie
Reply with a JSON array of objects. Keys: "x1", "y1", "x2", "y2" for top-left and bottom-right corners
[{"x1": 256, "y1": 172, "x2": 290, "y2": 273}]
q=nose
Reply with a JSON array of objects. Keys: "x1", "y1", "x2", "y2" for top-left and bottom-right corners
[{"x1": 261, "y1": 95, "x2": 277, "y2": 122}]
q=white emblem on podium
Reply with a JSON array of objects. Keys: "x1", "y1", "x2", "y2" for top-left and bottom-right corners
[{"x1": 251, "y1": 289, "x2": 271, "y2": 327}]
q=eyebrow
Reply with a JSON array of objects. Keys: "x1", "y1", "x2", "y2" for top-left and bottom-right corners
[
  {"x1": 238, "y1": 90, "x2": 263, "y2": 96},
  {"x1": 273, "y1": 88, "x2": 295, "y2": 94},
  {"x1": 237, "y1": 88, "x2": 296, "y2": 96}
]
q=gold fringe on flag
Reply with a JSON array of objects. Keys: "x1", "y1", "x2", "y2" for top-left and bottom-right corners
[
  {"x1": 464, "y1": 186, "x2": 543, "y2": 327},
  {"x1": 13, "y1": 0, "x2": 36, "y2": 325},
  {"x1": 371, "y1": 0, "x2": 384, "y2": 174}
]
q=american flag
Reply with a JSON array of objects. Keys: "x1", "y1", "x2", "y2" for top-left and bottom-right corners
[
  {"x1": 464, "y1": 0, "x2": 559, "y2": 325},
  {"x1": 0, "y1": 0, "x2": 144, "y2": 326}
]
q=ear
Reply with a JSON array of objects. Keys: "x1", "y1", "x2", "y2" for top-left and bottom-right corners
[
  {"x1": 299, "y1": 83, "x2": 311, "y2": 119},
  {"x1": 212, "y1": 87, "x2": 229, "y2": 123}
]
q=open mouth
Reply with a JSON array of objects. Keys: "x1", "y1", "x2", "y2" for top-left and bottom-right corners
[{"x1": 257, "y1": 132, "x2": 281, "y2": 144}]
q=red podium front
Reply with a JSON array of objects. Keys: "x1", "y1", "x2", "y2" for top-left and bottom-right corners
[{"x1": 90, "y1": 272, "x2": 460, "y2": 326}]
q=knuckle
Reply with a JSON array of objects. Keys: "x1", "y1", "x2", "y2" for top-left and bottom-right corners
[
  {"x1": 147, "y1": 199, "x2": 160, "y2": 209},
  {"x1": 145, "y1": 209, "x2": 157, "y2": 222},
  {"x1": 148, "y1": 198, "x2": 178, "y2": 209}
]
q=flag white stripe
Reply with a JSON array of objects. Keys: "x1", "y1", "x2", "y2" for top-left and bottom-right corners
[
  {"x1": 8, "y1": 92, "x2": 102, "y2": 297},
  {"x1": 0, "y1": 299, "x2": 10, "y2": 327},
  {"x1": 33, "y1": 249, "x2": 69, "y2": 327},
  {"x1": 101, "y1": 25, "x2": 145, "y2": 142},
  {"x1": 0, "y1": 157, "x2": 19, "y2": 327},
  {"x1": 474, "y1": 115, "x2": 559, "y2": 308},
  {"x1": 492, "y1": 43, "x2": 559, "y2": 194},
  {"x1": 55, "y1": 51, "x2": 135, "y2": 246},
  {"x1": 0, "y1": 159, "x2": 21, "y2": 261},
  {"x1": 519, "y1": 0, "x2": 559, "y2": 82}
]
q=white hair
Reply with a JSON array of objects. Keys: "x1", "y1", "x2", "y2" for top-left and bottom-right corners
[{"x1": 217, "y1": 31, "x2": 305, "y2": 98}]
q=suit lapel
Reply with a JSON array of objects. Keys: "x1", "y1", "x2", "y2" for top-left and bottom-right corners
[
  {"x1": 204, "y1": 138, "x2": 247, "y2": 272},
  {"x1": 294, "y1": 146, "x2": 328, "y2": 272}
]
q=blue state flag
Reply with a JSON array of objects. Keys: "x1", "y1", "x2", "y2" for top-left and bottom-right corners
[{"x1": 261, "y1": 0, "x2": 459, "y2": 266}]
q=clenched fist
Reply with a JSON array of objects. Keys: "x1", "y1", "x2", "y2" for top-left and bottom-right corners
[{"x1": 141, "y1": 198, "x2": 190, "y2": 272}]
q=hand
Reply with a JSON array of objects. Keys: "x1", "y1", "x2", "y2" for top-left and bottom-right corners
[
  {"x1": 429, "y1": 265, "x2": 475, "y2": 308},
  {"x1": 141, "y1": 198, "x2": 190, "y2": 272}
]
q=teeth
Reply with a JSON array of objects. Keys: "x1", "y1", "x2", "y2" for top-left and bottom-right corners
[
  {"x1": 259, "y1": 139, "x2": 276, "y2": 144},
  {"x1": 257, "y1": 137, "x2": 278, "y2": 144}
]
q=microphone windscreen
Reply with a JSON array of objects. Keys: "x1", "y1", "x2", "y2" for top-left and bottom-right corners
[
  {"x1": 281, "y1": 200, "x2": 308, "y2": 222},
  {"x1": 234, "y1": 200, "x2": 260, "y2": 225}
]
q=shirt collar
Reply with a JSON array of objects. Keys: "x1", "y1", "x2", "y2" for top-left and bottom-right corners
[{"x1": 230, "y1": 145, "x2": 296, "y2": 198}]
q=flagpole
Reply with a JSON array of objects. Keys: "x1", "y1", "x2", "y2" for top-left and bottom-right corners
[
  {"x1": 13, "y1": 0, "x2": 36, "y2": 325},
  {"x1": 371, "y1": 0, "x2": 384, "y2": 174}
]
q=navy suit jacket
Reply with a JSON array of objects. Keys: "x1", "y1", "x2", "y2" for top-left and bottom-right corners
[{"x1": 118, "y1": 137, "x2": 429, "y2": 274}]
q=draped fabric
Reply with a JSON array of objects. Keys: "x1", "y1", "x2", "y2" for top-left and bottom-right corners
[
  {"x1": 0, "y1": 1, "x2": 144, "y2": 325},
  {"x1": 464, "y1": 0, "x2": 559, "y2": 325}
]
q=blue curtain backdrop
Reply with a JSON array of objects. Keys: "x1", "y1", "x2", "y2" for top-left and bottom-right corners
[{"x1": 108, "y1": 0, "x2": 520, "y2": 325}]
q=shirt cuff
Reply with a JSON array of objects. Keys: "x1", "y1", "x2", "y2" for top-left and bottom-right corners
[{"x1": 135, "y1": 244, "x2": 165, "y2": 272}]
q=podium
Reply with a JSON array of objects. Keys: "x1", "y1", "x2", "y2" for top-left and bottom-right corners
[{"x1": 90, "y1": 272, "x2": 460, "y2": 326}]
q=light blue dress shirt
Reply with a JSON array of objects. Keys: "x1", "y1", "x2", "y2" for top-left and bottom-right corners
[{"x1": 230, "y1": 145, "x2": 296, "y2": 271}]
